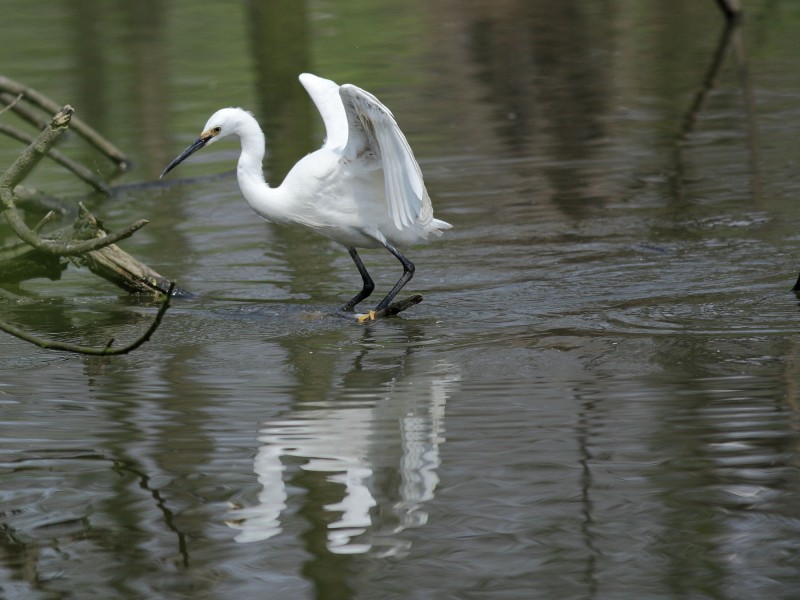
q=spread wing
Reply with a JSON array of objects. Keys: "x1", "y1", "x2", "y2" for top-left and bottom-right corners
[
  {"x1": 339, "y1": 83, "x2": 434, "y2": 231},
  {"x1": 298, "y1": 73, "x2": 348, "y2": 151}
]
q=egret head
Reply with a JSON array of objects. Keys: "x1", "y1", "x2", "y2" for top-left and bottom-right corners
[{"x1": 160, "y1": 108, "x2": 249, "y2": 178}]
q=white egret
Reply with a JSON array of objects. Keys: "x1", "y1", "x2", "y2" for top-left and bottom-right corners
[{"x1": 161, "y1": 73, "x2": 451, "y2": 318}]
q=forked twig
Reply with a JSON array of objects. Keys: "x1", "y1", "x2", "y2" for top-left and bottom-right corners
[{"x1": 0, "y1": 106, "x2": 148, "y2": 256}]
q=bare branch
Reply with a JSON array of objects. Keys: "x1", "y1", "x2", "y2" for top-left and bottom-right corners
[
  {"x1": 32, "y1": 210, "x2": 57, "y2": 234},
  {"x1": 0, "y1": 93, "x2": 23, "y2": 116},
  {"x1": 0, "y1": 92, "x2": 48, "y2": 129},
  {"x1": 2, "y1": 188, "x2": 148, "y2": 255},
  {"x1": 66, "y1": 203, "x2": 190, "y2": 296},
  {"x1": 9, "y1": 185, "x2": 68, "y2": 214},
  {"x1": 0, "y1": 106, "x2": 148, "y2": 256},
  {"x1": 0, "y1": 105, "x2": 73, "y2": 190},
  {"x1": 0, "y1": 76, "x2": 130, "y2": 169},
  {"x1": 0, "y1": 282, "x2": 175, "y2": 355},
  {"x1": 0, "y1": 122, "x2": 110, "y2": 193}
]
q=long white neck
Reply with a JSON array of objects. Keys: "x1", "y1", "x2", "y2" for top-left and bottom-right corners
[{"x1": 233, "y1": 113, "x2": 290, "y2": 223}]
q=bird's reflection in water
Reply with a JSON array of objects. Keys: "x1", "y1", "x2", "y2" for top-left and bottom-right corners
[{"x1": 228, "y1": 357, "x2": 459, "y2": 556}]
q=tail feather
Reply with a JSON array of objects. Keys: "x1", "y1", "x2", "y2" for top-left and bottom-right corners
[{"x1": 428, "y1": 218, "x2": 453, "y2": 236}]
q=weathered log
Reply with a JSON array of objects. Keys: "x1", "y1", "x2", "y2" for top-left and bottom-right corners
[
  {"x1": 63, "y1": 204, "x2": 190, "y2": 296},
  {"x1": 0, "y1": 205, "x2": 183, "y2": 296}
]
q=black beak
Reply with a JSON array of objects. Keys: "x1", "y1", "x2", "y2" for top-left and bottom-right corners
[{"x1": 160, "y1": 136, "x2": 209, "y2": 179}]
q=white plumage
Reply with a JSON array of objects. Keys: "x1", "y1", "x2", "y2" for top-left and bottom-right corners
[{"x1": 162, "y1": 73, "x2": 451, "y2": 314}]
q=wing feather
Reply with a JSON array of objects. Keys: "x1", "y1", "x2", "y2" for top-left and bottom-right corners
[
  {"x1": 339, "y1": 83, "x2": 433, "y2": 231},
  {"x1": 299, "y1": 73, "x2": 348, "y2": 150}
]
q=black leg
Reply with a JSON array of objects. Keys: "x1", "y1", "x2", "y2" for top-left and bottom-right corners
[
  {"x1": 341, "y1": 247, "x2": 375, "y2": 311},
  {"x1": 374, "y1": 241, "x2": 415, "y2": 311}
]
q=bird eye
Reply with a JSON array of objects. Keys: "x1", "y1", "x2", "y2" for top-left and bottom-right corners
[{"x1": 212, "y1": 126, "x2": 221, "y2": 134}]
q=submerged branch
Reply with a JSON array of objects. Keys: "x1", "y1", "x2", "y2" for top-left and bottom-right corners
[
  {"x1": 335, "y1": 294, "x2": 424, "y2": 322},
  {"x1": 0, "y1": 282, "x2": 175, "y2": 355},
  {"x1": 679, "y1": 20, "x2": 736, "y2": 140}
]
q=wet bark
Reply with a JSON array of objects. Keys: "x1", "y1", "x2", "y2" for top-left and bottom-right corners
[{"x1": 0, "y1": 89, "x2": 180, "y2": 353}]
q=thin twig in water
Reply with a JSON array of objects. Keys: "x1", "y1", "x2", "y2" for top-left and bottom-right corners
[
  {"x1": 0, "y1": 93, "x2": 23, "y2": 116},
  {"x1": 0, "y1": 282, "x2": 175, "y2": 355}
]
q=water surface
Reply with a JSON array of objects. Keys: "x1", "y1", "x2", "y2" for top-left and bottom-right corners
[{"x1": 2, "y1": 1, "x2": 800, "y2": 598}]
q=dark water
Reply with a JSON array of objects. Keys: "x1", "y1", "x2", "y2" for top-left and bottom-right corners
[{"x1": 3, "y1": 1, "x2": 800, "y2": 598}]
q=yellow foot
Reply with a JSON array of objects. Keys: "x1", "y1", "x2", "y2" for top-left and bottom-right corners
[{"x1": 356, "y1": 310, "x2": 378, "y2": 323}]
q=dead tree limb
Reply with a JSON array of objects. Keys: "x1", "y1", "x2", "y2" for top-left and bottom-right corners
[
  {"x1": 0, "y1": 282, "x2": 175, "y2": 355},
  {"x1": 2, "y1": 190, "x2": 148, "y2": 255},
  {"x1": 0, "y1": 122, "x2": 110, "y2": 193},
  {"x1": 0, "y1": 106, "x2": 148, "y2": 256},
  {"x1": 0, "y1": 104, "x2": 73, "y2": 188},
  {"x1": 0, "y1": 76, "x2": 130, "y2": 169},
  {"x1": 64, "y1": 203, "x2": 189, "y2": 296},
  {"x1": 0, "y1": 203, "x2": 179, "y2": 291},
  {"x1": 0, "y1": 93, "x2": 23, "y2": 116},
  {"x1": 0, "y1": 92, "x2": 47, "y2": 129},
  {"x1": 0, "y1": 96, "x2": 180, "y2": 355},
  {"x1": 6, "y1": 185, "x2": 68, "y2": 215}
]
